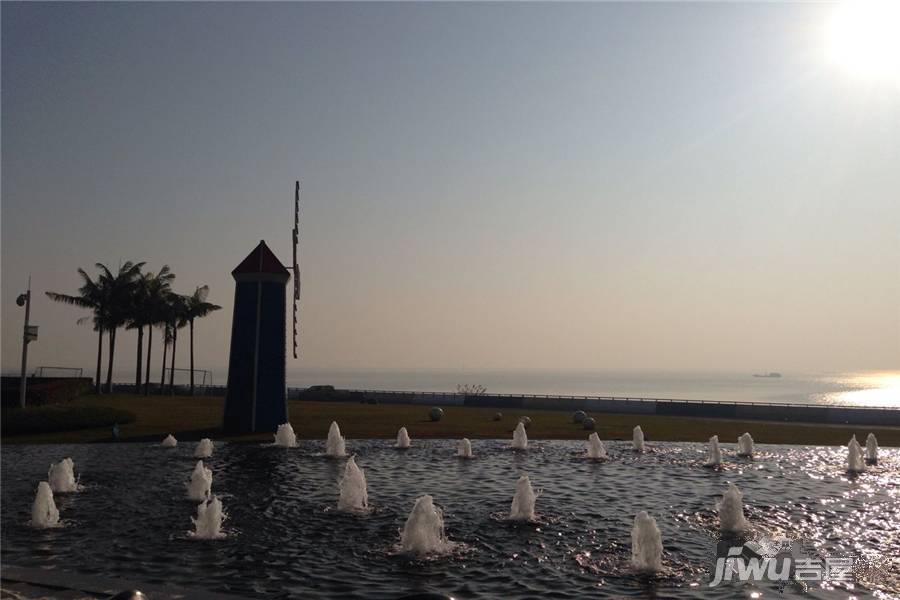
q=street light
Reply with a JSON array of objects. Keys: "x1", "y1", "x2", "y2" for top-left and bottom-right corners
[{"x1": 17, "y1": 277, "x2": 38, "y2": 409}]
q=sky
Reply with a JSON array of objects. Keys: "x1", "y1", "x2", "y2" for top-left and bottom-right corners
[{"x1": 2, "y1": 2, "x2": 898, "y2": 378}]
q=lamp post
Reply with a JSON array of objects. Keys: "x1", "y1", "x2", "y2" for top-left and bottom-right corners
[{"x1": 16, "y1": 277, "x2": 37, "y2": 409}]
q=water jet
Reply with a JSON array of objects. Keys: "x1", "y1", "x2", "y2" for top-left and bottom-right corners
[
  {"x1": 511, "y1": 422, "x2": 528, "y2": 450},
  {"x1": 326, "y1": 421, "x2": 347, "y2": 457},
  {"x1": 400, "y1": 495, "x2": 448, "y2": 554},
  {"x1": 337, "y1": 456, "x2": 369, "y2": 512},
  {"x1": 631, "y1": 511, "x2": 662, "y2": 573},
  {"x1": 273, "y1": 423, "x2": 297, "y2": 448},
  {"x1": 30, "y1": 482, "x2": 60, "y2": 528}
]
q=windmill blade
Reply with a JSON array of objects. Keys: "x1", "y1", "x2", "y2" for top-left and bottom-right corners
[{"x1": 292, "y1": 180, "x2": 301, "y2": 359}]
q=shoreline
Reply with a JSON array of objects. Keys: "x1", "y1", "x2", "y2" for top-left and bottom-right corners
[{"x1": 3, "y1": 394, "x2": 899, "y2": 446}]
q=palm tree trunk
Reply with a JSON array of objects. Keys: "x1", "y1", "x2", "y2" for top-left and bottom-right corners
[
  {"x1": 168, "y1": 327, "x2": 177, "y2": 395},
  {"x1": 189, "y1": 319, "x2": 195, "y2": 396},
  {"x1": 95, "y1": 327, "x2": 104, "y2": 395},
  {"x1": 144, "y1": 327, "x2": 152, "y2": 396},
  {"x1": 135, "y1": 325, "x2": 143, "y2": 387},
  {"x1": 160, "y1": 325, "x2": 168, "y2": 393},
  {"x1": 105, "y1": 328, "x2": 116, "y2": 393}
]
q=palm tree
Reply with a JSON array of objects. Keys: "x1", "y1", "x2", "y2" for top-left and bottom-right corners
[
  {"x1": 183, "y1": 285, "x2": 221, "y2": 396},
  {"x1": 127, "y1": 277, "x2": 150, "y2": 387},
  {"x1": 166, "y1": 293, "x2": 189, "y2": 395},
  {"x1": 46, "y1": 268, "x2": 110, "y2": 394},
  {"x1": 95, "y1": 262, "x2": 145, "y2": 393},
  {"x1": 131, "y1": 266, "x2": 175, "y2": 395}
]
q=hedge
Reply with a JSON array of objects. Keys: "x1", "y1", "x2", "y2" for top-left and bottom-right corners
[{"x1": 2, "y1": 404, "x2": 136, "y2": 436}]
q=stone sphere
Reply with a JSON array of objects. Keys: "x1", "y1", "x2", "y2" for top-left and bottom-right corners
[
  {"x1": 429, "y1": 407, "x2": 444, "y2": 422},
  {"x1": 519, "y1": 416, "x2": 532, "y2": 429},
  {"x1": 493, "y1": 412, "x2": 503, "y2": 421},
  {"x1": 572, "y1": 410, "x2": 587, "y2": 424},
  {"x1": 582, "y1": 417, "x2": 596, "y2": 430}
]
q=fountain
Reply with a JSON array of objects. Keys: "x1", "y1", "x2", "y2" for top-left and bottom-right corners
[
  {"x1": 400, "y1": 495, "x2": 449, "y2": 554},
  {"x1": 161, "y1": 434, "x2": 178, "y2": 448},
  {"x1": 187, "y1": 461, "x2": 212, "y2": 501},
  {"x1": 511, "y1": 422, "x2": 528, "y2": 450},
  {"x1": 705, "y1": 435, "x2": 722, "y2": 467},
  {"x1": 30, "y1": 482, "x2": 60, "y2": 528},
  {"x1": 586, "y1": 432, "x2": 607, "y2": 459},
  {"x1": 326, "y1": 421, "x2": 347, "y2": 457},
  {"x1": 190, "y1": 495, "x2": 226, "y2": 539},
  {"x1": 337, "y1": 456, "x2": 369, "y2": 512},
  {"x1": 457, "y1": 438, "x2": 473, "y2": 458},
  {"x1": 48, "y1": 458, "x2": 79, "y2": 493},
  {"x1": 737, "y1": 433, "x2": 754, "y2": 458},
  {"x1": 630, "y1": 511, "x2": 663, "y2": 572},
  {"x1": 395, "y1": 427, "x2": 411, "y2": 449},
  {"x1": 509, "y1": 474, "x2": 537, "y2": 521},
  {"x1": 632, "y1": 426, "x2": 645, "y2": 452},
  {"x1": 847, "y1": 435, "x2": 866, "y2": 473},
  {"x1": 194, "y1": 438, "x2": 214, "y2": 459},
  {"x1": 866, "y1": 433, "x2": 878, "y2": 464},
  {"x1": 718, "y1": 483, "x2": 749, "y2": 533},
  {"x1": 273, "y1": 423, "x2": 297, "y2": 448}
]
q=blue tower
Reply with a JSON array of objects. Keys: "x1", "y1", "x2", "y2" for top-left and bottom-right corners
[{"x1": 223, "y1": 240, "x2": 290, "y2": 434}]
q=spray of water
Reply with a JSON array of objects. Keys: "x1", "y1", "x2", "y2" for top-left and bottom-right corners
[
  {"x1": 194, "y1": 438, "x2": 214, "y2": 458},
  {"x1": 326, "y1": 421, "x2": 347, "y2": 457},
  {"x1": 457, "y1": 438, "x2": 473, "y2": 458},
  {"x1": 30, "y1": 482, "x2": 61, "y2": 528},
  {"x1": 273, "y1": 423, "x2": 297, "y2": 448},
  {"x1": 190, "y1": 495, "x2": 226, "y2": 539},
  {"x1": 866, "y1": 433, "x2": 878, "y2": 464},
  {"x1": 706, "y1": 435, "x2": 722, "y2": 467},
  {"x1": 632, "y1": 426, "x2": 645, "y2": 452},
  {"x1": 511, "y1": 422, "x2": 528, "y2": 450},
  {"x1": 396, "y1": 427, "x2": 411, "y2": 449},
  {"x1": 162, "y1": 434, "x2": 178, "y2": 448},
  {"x1": 509, "y1": 475, "x2": 537, "y2": 521},
  {"x1": 586, "y1": 432, "x2": 607, "y2": 459},
  {"x1": 400, "y1": 495, "x2": 449, "y2": 554},
  {"x1": 737, "y1": 433, "x2": 754, "y2": 458},
  {"x1": 631, "y1": 511, "x2": 663, "y2": 573},
  {"x1": 847, "y1": 435, "x2": 866, "y2": 473},
  {"x1": 718, "y1": 483, "x2": 749, "y2": 533},
  {"x1": 337, "y1": 456, "x2": 369, "y2": 512},
  {"x1": 48, "y1": 458, "x2": 80, "y2": 493},
  {"x1": 187, "y1": 460, "x2": 212, "y2": 501}
]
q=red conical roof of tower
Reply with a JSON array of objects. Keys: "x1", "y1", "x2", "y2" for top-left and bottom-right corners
[{"x1": 232, "y1": 240, "x2": 290, "y2": 276}]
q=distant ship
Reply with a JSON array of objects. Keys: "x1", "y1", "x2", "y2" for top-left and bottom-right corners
[{"x1": 753, "y1": 372, "x2": 782, "y2": 378}]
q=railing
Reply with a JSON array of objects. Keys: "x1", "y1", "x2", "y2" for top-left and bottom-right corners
[
  {"x1": 339, "y1": 388, "x2": 899, "y2": 411},
  {"x1": 32, "y1": 366, "x2": 84, "y2": 378}
]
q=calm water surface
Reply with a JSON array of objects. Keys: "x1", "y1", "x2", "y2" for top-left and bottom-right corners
[{"x1": 2, "y1": 441, "x2": 898, "y2": 599}]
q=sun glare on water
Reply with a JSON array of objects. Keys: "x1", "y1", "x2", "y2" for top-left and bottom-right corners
[
  {"x1": 824, "y1": 372, "x2": 900, "y2": 407},
  {"x1": 825, "y1": 0, "x2": 900, "y2": 84}
]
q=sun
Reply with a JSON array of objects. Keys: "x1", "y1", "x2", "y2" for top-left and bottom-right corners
[{"x1": 825, "y1": 0, "x2": 900, "y2": 83}]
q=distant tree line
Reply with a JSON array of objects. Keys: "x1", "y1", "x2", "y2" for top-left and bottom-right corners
[{"x1": 46, "y1": 262, "x2": 221, "y2": 396}]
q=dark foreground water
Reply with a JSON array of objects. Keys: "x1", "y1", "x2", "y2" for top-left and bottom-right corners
[{"x1": 2, "y1": 440, "x2": 898, "y2": 599}]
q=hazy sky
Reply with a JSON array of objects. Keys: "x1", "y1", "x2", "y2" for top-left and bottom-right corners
[{"x1": 2, "y1": 2, "x2": 898, "y2": 377}]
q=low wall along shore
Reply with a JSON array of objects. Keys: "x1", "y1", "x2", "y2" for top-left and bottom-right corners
[{"x1": 294, "y1": 388, "x2": 900, "y2": 427}]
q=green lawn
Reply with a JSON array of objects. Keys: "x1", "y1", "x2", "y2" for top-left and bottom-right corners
[{"x1": 2, "y1": 393, "x2": 898, "y2": 446}]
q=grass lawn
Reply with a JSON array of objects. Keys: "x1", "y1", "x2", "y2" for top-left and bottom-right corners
[{"x1": 2, "y1": 393, "x2": 898, "y2": 446}]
